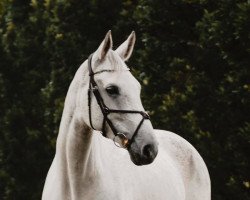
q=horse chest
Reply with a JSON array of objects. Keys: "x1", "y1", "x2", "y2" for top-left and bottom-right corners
[
  {"x1": 126, "y1": 167, "x2": 185, "y2": 200},
  {"x1": 81, "y1": 170, "x2": 185, "y2": 200},
  {"x1": 79, "y1": 151, "x2": 185, "y2": 200},
  {"x1": 79, "y1": 138, "x2": 185, "y2": 200}
]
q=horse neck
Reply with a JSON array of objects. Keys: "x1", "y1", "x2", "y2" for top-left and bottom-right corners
[{"x1": 55, "y1": 62, "x2": 103, "y2": 196}]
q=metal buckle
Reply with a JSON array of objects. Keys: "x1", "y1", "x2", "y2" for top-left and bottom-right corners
[
  {"x1": 113, "y1": 133, "x2": 129, "y2": 149},
  {"x1": 103, "y1": 107, "x2": 109, "y2": 114},
  {"x1": 141, "y1": 111, "x2": 150, "y2": 119}
]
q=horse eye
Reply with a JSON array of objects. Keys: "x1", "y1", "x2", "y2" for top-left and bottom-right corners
[{"x1": 106, "y1": 86, "x2": 119, "y2": 96}]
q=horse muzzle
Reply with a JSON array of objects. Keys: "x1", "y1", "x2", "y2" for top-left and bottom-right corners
[{"x1": 128, "y1": 140, "x2": 158, "y2": 166}]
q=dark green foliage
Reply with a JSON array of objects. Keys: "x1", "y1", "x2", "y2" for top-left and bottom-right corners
[{"x1": 0, "y1": 0, "x2": 249, "y2": 199}]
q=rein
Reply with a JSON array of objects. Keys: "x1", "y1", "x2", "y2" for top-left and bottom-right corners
[{"x1": 87, "y1": 53, "x2": 150, "y2": 149}]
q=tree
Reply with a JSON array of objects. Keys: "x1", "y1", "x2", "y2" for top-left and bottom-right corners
[{"x1": 131, "y1": 0, "x2": 250, "y2": 199}]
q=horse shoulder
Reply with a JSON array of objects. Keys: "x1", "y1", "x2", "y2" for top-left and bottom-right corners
[{"x1": 154, "y1": 129, "x2": 211, "y2": 200}]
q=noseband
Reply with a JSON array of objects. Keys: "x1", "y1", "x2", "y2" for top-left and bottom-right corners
[{"x1": 87, "y1": 54, "x2": 150, "y2": 149}]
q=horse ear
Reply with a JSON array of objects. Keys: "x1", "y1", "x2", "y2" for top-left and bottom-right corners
[
  {"x1": 115, "y1": 31, "x2": 136, "y2": 61},
  {"x1": 96, "y1": 30, "x2": 113, "y2": 60}
]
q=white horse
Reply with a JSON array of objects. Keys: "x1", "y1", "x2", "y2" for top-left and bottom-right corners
[{"x1": 42, "y1": 31, "x2": 211, "y2": 200}]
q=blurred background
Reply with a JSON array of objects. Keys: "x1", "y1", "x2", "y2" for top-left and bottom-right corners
[{"x1": 0, "y1": 0, "x2": 249, "y2": 199}]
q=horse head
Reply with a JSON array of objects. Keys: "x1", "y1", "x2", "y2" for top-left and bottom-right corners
[{"x1": 79, "y1": 31, "x2": 158, "y2": 165}]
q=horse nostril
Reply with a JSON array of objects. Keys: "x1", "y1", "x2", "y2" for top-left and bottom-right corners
[{"x1": 142, "y1": 144, "x2": 154, "y2": 159}]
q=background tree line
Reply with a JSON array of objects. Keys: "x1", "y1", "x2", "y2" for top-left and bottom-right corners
[{"x1": 0, "y1": 0, "x2": 249, "y2": 199}]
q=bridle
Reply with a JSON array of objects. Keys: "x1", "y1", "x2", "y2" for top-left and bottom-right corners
[{"x1": 87, "y1": 53, "x2": 150, "y2": 149}]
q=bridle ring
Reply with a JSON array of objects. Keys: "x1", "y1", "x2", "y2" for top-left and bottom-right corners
[{"x1": 113, "y1": 133, "x2": 129, "y2": 148}]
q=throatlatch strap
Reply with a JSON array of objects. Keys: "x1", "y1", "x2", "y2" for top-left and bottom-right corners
[
  {"x1": 88, "y1": 54, "x2": 95, "y2": 130},
  {"x1": 88, "y1": 87, "x2": 95, "y2": 130}
]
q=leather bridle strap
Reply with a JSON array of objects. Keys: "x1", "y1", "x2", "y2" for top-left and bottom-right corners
[{"x1": 87, "y1": 53, "x2": 150, "y2": 148}]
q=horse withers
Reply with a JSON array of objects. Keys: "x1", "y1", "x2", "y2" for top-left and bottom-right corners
[{"x1": 42, "y1": 31, "x2": 211, "y2": 200}]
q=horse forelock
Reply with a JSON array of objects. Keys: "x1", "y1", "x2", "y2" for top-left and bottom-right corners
[{"x1": 93, "y1": 50, "x2": 129, "y2": 72}]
